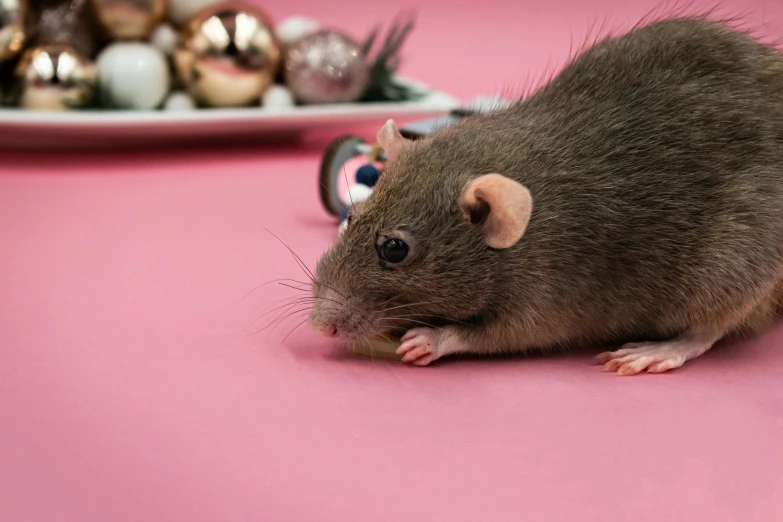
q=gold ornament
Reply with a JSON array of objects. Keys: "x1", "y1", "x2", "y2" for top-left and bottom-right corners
[
  {"x1": 14, "y1": 45, "x2": 96, "y2": 110},
  {"x1": 174, "y1": 1, "x2": 281, "y2": 107},
  {"x1": 91, "y1": 0, "x2": 165, "y2": 40},
  {"x1": 0, "y1": 0, "x2": 26, "y2": 61}
]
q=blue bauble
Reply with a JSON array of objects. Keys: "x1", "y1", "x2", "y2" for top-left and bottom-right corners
[{"x1": 355, "y1": 164, "x2": 380, "y2": 187}]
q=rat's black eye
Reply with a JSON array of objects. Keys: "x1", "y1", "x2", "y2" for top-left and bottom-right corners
[
  {"x1": 376, "y1": 230, "x2": 416, "y2": 268},
  {"x1": 379, "y1": 238, "x2": 409, "y2": 264}
]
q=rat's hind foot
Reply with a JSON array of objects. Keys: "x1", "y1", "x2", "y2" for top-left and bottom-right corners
[
  {"x1": 595, "y1": 329, "x2": 720, "y2": 376},
  {"x1": 396, "y1": 327, "x2": 466, "y2": 366}
]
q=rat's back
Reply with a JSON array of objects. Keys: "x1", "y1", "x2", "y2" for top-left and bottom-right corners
[
  {"x1": 421, "y1": 17, "x2": 783, "y2": 360},
  {"x1": 519, "y1": 18, "x2": 783, "y2": 346}
]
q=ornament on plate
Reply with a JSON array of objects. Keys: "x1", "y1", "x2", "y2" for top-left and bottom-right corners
[
  {"x1": 0, "y1": 0, "x2": 27, "y2": 61},
  {"x1": 149, "y1": 22, "x2": 176, "y2": 55},
  {"x1": 284, "y1": 30, "x2": 369, "y2": 104},
  {"x1": 27, "y1": 0, "x2": 99, "y2": 58},
  {"x1": 275, "y1": 15, "x2": 319, "y2": 47},
  {"x1": 165, "y1": 0, "x2": 221, "y2": 27},
  {"x1": 261, "y1": 84, "x2": 293, "y2": 109},
  {"x1": 174, "y1": 1, "x2": 282, "y2": 107},
  {"x1": 97, "y1": 42, "x2": 169, "y2": 109},
  {"x1": 347, "y1": 183, "x2": 373, "y2": 204},
  {"x1": 14, "y1": 44, "x2": 96, "y2": 110},
  {"x1": 164, "y1": 90, "x2": 194, "y2": 110},
  {"x1": 91, "y1": 0, "x2": 165, "y2": 40}
]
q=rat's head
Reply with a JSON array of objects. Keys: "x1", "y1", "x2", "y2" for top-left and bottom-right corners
[{"x1": 309, "y1": 119, "x2": 534, "y2": 340}]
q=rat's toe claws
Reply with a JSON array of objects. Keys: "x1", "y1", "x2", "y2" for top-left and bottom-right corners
[
  {"x1": 594, "y1": 352, "x2": 613, "y2": 364},
  {"x1": 401, "y1": 344, "x2": 432, "y2": 363},
  {"x1": 396, "y1": 341, "x2": 415, "y2": 355},
  {"x1": 412, "y1": 355, "x2": 437, "y2": 366}
]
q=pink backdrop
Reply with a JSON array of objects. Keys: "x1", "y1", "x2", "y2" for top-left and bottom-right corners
[{"x1": 2, "y1": 1, "x2": 783, "y2": 521}]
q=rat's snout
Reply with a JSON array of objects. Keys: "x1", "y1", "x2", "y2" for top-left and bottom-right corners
[
  {"x1": 308, "y1": 285, "x2": 374, "y2": 340},
  {"x1": 308, "y1": 287, "x2": 340, "y2": 337},
  {"x1": 313, "y1": 322, "x2": 339, "y2": 338}
]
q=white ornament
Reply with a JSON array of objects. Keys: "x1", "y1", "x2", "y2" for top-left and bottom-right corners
[
  {"x1": 261, "y1": 85, "x2": 294, "y2": 109},
  {"x1": 150, "y1": 23, "x2": 178, "y2": 55},
  {"x1": 97, "y1": 43, "x2": 170, "y2": 110},
  {"x1": 164, "y1": 91, "x2": 196, "y2": 111},
  {"x1": 276, "y1": 16, "x2": 320, "y2": 46},
  {"x1": 347, "y1": 184, "x2": 373, "y2": 204},
  {"x1": 166, "y1": 0, "x2": 224, "y2": 26}
]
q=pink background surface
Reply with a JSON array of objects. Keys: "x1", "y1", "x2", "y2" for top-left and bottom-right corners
[{"x1": 2, "y1": 1, "x2": 783, "y2": 521}]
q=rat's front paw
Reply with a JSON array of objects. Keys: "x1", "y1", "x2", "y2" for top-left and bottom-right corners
[{"x1": 396, "y1": 328, "x2": 443, "y2": 366}]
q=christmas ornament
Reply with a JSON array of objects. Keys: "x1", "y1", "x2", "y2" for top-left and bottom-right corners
[
  {"x1": 284, "y1": 30, "x2": 369, "y2": 104},
  {"x1": 261, "y1": 84, "x2": 293, "y2": 109},
  {"x1": 338, "y1": 178, "x2": 378, "y2": 234},
  {"x1": 91, "y1": 0, "x2": 165, "y2": 40},
  {"x1": 165, "y1": 0, "x2": 221, "y2": 27},
  {"x1": 164, "y1": 90, "x2": 194, "y2": 110},
  {"x1": 14, "y1": 45, "x2": 96, "y2": 110},
  {"x1": 275, "y1": 15, "x2": 318, "y2": 47},
  {"x1": 27, "y1": 0, "x2": 98, "y2": 58},
  {"x1": 96, "y1": 42, "x2": 169, "y2": 109},
  {"x1": 149, "y1": 22, "x2": 176, "y2": 55},
  {"x1": 174, "y1": 1, "x2": 281, "y2": 107},
  {"x1": 347, "y1": 183, "x2": 372, "y2": 204},
  {"x1": 355, "y1": 164, "x2": 380, "y2": 187},
  {"x1": 0, "y1": 0, "x2": 27, "y2": 61}
]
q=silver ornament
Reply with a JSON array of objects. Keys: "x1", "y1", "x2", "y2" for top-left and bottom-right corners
[{"x1": 284, "y1": 29, "x2": 369, "y2": 104}]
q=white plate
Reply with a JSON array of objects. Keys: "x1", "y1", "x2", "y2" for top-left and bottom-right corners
[{"x1": 0, "y1": 79, "x2": 460, "y2": 150}]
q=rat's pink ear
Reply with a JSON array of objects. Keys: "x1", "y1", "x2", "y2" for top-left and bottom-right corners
[
  {"x1": 458, "y1": 174, "x2": 533, "y2": 249},
  {"x1": 377, "y1": 119, "x2": 408, "y2": 161}
]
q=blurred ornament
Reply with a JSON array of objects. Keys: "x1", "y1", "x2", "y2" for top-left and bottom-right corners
[
  {"x1": 97, "y1": 42, "x2": 169, "y2": 109},
  {"x1": 91, "y1": 0, "x2": 165, "y2": 40},
  {"x1": 174, "y1": 2, "x2": 281, "y2": 107},
  {"x1": 150, "y1": 22, "x2": 176, "y2": 54},
  {"x1": 275, "y1": 15, "x2": 318, "y2": 47},
  {"x1": 164, "y1": 90, "x2": 194, "y2": 110},
  {"x1": 261, "y1": 84, "x2": 293, "y2": 109},
  {"x1": 347, "y1": 183, "x2": 372, "y2": 204},
  {"x1": 28, "y1": 0, "x2": 98, "y2": 58},
  {"x1": 166, "y1": 0, "x2": 220, "y2": 27},
  {"x1": 284, "y1": 30, "x2": 369, "y2": 104},
  {"x1": 0, "y1": 0, "x2": 26, "y2": 61},
  {"x1": 355, "y1": 164, "x2": 380, "y2": 187},
  {"x1": 14, "y1": 44, "x2": 96, "y2": 110}
]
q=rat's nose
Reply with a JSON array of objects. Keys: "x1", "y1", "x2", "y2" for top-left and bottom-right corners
[{"x1": 310, "y1": 317, "x2": 340, "y2": 338}]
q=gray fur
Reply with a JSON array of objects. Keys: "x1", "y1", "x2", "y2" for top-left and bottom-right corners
[{"x1": 310, "y1": 17, "x2": 783, "y2": 356}]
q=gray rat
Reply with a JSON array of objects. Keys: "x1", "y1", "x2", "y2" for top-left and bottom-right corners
[{"x1": 308, "y1": 16, "x2": 783, "y2": 375}]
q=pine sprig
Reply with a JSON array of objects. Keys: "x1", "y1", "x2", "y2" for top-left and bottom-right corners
[
  {"x1": 360, "y1": 12, "x2": 426, "y2": 103},
  {"x1": 64, "y1": 78, "x2": 131, "y2": 110}
]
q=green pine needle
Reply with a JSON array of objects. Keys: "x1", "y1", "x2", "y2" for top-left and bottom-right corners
[{"x1": 360, "y1": 12, "x2": 427, "y2": 103}]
